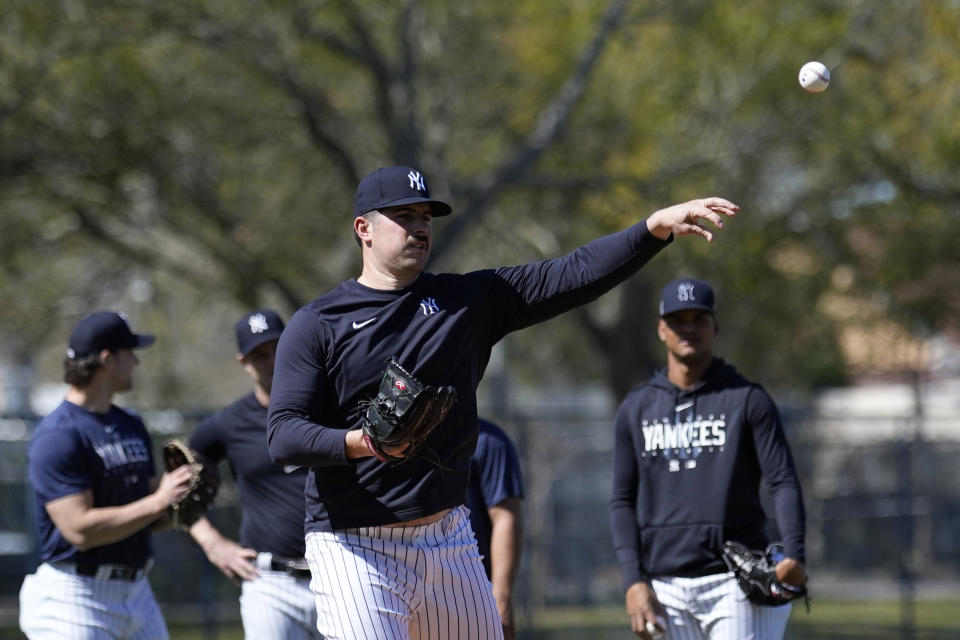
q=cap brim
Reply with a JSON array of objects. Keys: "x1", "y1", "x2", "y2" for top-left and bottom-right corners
[
  {"x1": 239, "y1": 332, "x2": 282, "y2": 357},
  {"x1": 132, "y1": 334, "x2": 156, "y2": 349},
  {"x1": 369, "y1": 196, "x2": 452, "y2": 217},
  {"x1": 660, "y1": 303, "x2": 715, "y2": 317}
]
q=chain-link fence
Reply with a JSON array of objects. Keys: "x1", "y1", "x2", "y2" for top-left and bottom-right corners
[{"x1": 2, "y1": 390, "x2": 959, "y2": 635}]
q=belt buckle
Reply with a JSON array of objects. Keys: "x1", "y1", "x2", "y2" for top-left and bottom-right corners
[
  {"x1": 94, "y1": 565, "x2": 128, "y2": 580},
  {"x1": 95, "y1": 565, "x2": 119, "y2": 580},
  {"x1": 93, "y1": 561, "x2": 150, "y2": 581},
  {"x1": 113, "y1": 567, "x2": 134, "y2": 580},
  {"x1": 263, "y1": 553, "x2": 310, "y2": 576}
]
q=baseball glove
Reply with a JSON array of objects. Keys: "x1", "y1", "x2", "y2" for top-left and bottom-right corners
[
  {"x1": 721, "y1": 540, "x2": 808, "y2": 608},
  {"x1": 359, "y1": 357, "x2": 457, "y2": 465},
  {"x1": 162, "y1": 439, "x2": 219, "y2": 530}
]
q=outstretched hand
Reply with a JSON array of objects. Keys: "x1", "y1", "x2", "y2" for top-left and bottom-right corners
[{"x1": 646, "y1": 197, "x2": 739, "y2": 243}]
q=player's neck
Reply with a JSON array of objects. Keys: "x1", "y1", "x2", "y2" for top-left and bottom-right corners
[
  {"x1": 66, "y1": 383, "x2": 114, "y2": 414},
  {"x1": 253, "y1": 385, "x2": 270, "y2": 408},
  {"x1": 357, "y1": 265, "x2": 420, "y2": 290},
  {"x1": 666, "y1": 353, "x2": 712, "y2": 390}
]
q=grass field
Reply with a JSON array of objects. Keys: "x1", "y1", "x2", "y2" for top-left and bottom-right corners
[
  {"x1": 3, "y1": 599, "x2": 958, "y2": 639},
  {"x1": 518, "y1": 599, "x2": 960, "y2": 639}
]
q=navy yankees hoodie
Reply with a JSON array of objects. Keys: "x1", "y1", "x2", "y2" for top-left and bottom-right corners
[{"x1": 609, "y1": 358, "x2": 805, "y2": 591}]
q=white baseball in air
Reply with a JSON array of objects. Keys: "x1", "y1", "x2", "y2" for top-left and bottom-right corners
[{"x1": 798, "y1": 61, "x2": 830, "y2": 93}]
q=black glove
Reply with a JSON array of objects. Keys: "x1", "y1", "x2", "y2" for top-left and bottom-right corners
[
  {"x1": 162, "y1": 439, "x2": 219, "y2": 529},
  {"x1": 359, "y1": 358, "x2": 456, "y2": 464},
  {"x1": 721, "y1": 540, "x2": 808, "y2": 607}
]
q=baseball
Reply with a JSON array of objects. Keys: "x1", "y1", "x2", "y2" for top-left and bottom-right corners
[
  {"x1": 645, "y1": 617, "x2": 666, "y2": 637},
  {"x1": 798, "y1": 61, "x2": 830, "y2": 92}
]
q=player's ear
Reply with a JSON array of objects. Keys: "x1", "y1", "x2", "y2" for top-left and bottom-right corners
[
  {"x1": 656, "y1": 318, "x2": 668, "y2": 343},
  {"x1": 712, "y1": 314, "x2": 719, "y2": 335},
  {"x1": 354, "y1": 213, "x2": 374, "y2": 243}
]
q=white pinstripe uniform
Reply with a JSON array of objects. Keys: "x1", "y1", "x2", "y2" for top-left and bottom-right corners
[
  {"x1": 240, "y1": 555, "x2": 319, "y2": 640},
  {"x1": 651, "y1": 574, "x2": 791, "y2": 640},
  {"x1": 20, "y1": 562, "x2": 167, "y2": 640},
  {"x1": 304, "y1": 506, "x2": 502, "y2": 640}
]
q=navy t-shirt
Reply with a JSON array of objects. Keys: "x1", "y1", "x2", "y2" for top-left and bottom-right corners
[
  {"x1": 190, "y1": 393, "x2": 309, "y2": 558},
  {"x1": 28, "y1": 400, "x2": 156, "y2": 567},
  {"x1": 466, "y1": 419, "x2": 524, "y2": 578},
  {"x1": 268, "y1": 220, "x2": 671, "y2": 532}
]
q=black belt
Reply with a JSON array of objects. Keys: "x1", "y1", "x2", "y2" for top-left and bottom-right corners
[
  {"x1": 74, "y1": 562, "x2": 147, "y2": 581},
  {"x1": 269, "y1": 555, "x2": 311, "y2": 578}
]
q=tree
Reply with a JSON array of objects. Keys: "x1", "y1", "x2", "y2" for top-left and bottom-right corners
[{"x1": 1, "y1": 0, "x2": 958, "y2": 408}]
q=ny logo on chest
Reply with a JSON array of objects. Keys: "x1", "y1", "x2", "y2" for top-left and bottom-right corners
[{"x1": 419, "y1": 297, "x2": 440, "y2": 316}]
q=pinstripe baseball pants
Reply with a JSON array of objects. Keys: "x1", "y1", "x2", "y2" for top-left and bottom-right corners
[
  {"x1": 304, "y1": 505, "x2": 502, "y2": 640},
  {"x1": 19, "y1": 562, "x2": 168, "y2": 640},
  {"x1": 240, "y1": 563, "x2": 322, "y2": 639},
  {"x1": 651, "y1": 572, "x2": 792, "y2": 640}
]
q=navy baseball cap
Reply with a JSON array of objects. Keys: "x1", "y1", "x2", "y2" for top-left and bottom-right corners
[
  {"x1": 354, "y1": 166, "x2": 452, "y2": 217},
  {"x1": 235, "y1": 309, "x2": 285, "y2": 357},
  {"x1": 67, "y1": 311, "x2": 155, "y2": 359},
  {"x1": 659, "y1": 278, "x2": 716, "y2": 316}
]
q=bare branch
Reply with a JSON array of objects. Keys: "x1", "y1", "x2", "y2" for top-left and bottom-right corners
[
  {"x1": 431, "y1": 0, "x2": 632, "y2": 262},
  {"x1": 69, "y1": 203, "x2": 211, "y2": 290}
]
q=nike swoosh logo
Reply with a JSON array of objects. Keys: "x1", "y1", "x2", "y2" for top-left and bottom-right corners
[
  {"x1": 283, "y1": 465, "x2": 302, "y2": 474},
  {"x1": 675, "y1": 401, "x2": 694, "y2": 412},
  {"x1": 352, "y1": 318, "x2": 377, "y2": 330}
]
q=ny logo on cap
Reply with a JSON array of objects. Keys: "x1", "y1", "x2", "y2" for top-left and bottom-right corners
[
  {"x1": 677, "y1": 282, "x2": 696, "y2": 302},
  {"x1": 408, "y1": 170, "x2": 426, "y2": 191},
  {"x1": 248, "y1": 313, "x2": 269, "y2": 334}
]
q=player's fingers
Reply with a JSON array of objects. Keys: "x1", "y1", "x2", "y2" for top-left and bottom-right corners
[
  {"x1": 701, "y1": 197, "x2": 739, "y2": 213},
  {"x1": 233, "y1": 560, "x2": 258, "y2": 581},
  {"x1": 677, "y1": 223, "x2": 714, "y2": 243},
  {"x1": 709, "y1": 204, "x2": 739, "y2": 218},
  {"x1": 690, "y1": 206, "x2": 726, "y2": 229},
  {"x1": 171, "y1": 465, "x2": 194, "y2": 483},
  {"x1": 225, "y1": 571, "x2": 242, "y2": 587},
  {"x1": 705, "y1": 205, "x2": 738, "y2": 221},
  {"x1": 168, "y1": 465, "x2": 189, "y2": 478},
  {"x1": 630, "y1": 614, "x2": 650, "y2": 637}
]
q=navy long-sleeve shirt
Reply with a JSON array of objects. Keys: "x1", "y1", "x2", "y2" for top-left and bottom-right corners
[
  {"x1": 609, "y1": 358, "x2": 806, "y2": 591},
  {"x1": 268, "y1": 221, "x2": 670, "y2": 533}
]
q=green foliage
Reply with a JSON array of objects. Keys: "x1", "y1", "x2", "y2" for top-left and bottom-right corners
[{"x1": 1, "y1": 0, "x2": 958, "y2": 404}]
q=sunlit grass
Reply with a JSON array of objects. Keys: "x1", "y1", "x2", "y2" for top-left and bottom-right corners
[{"x1": 5, "y1": 599, "x2": 959, "y2": 640}]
